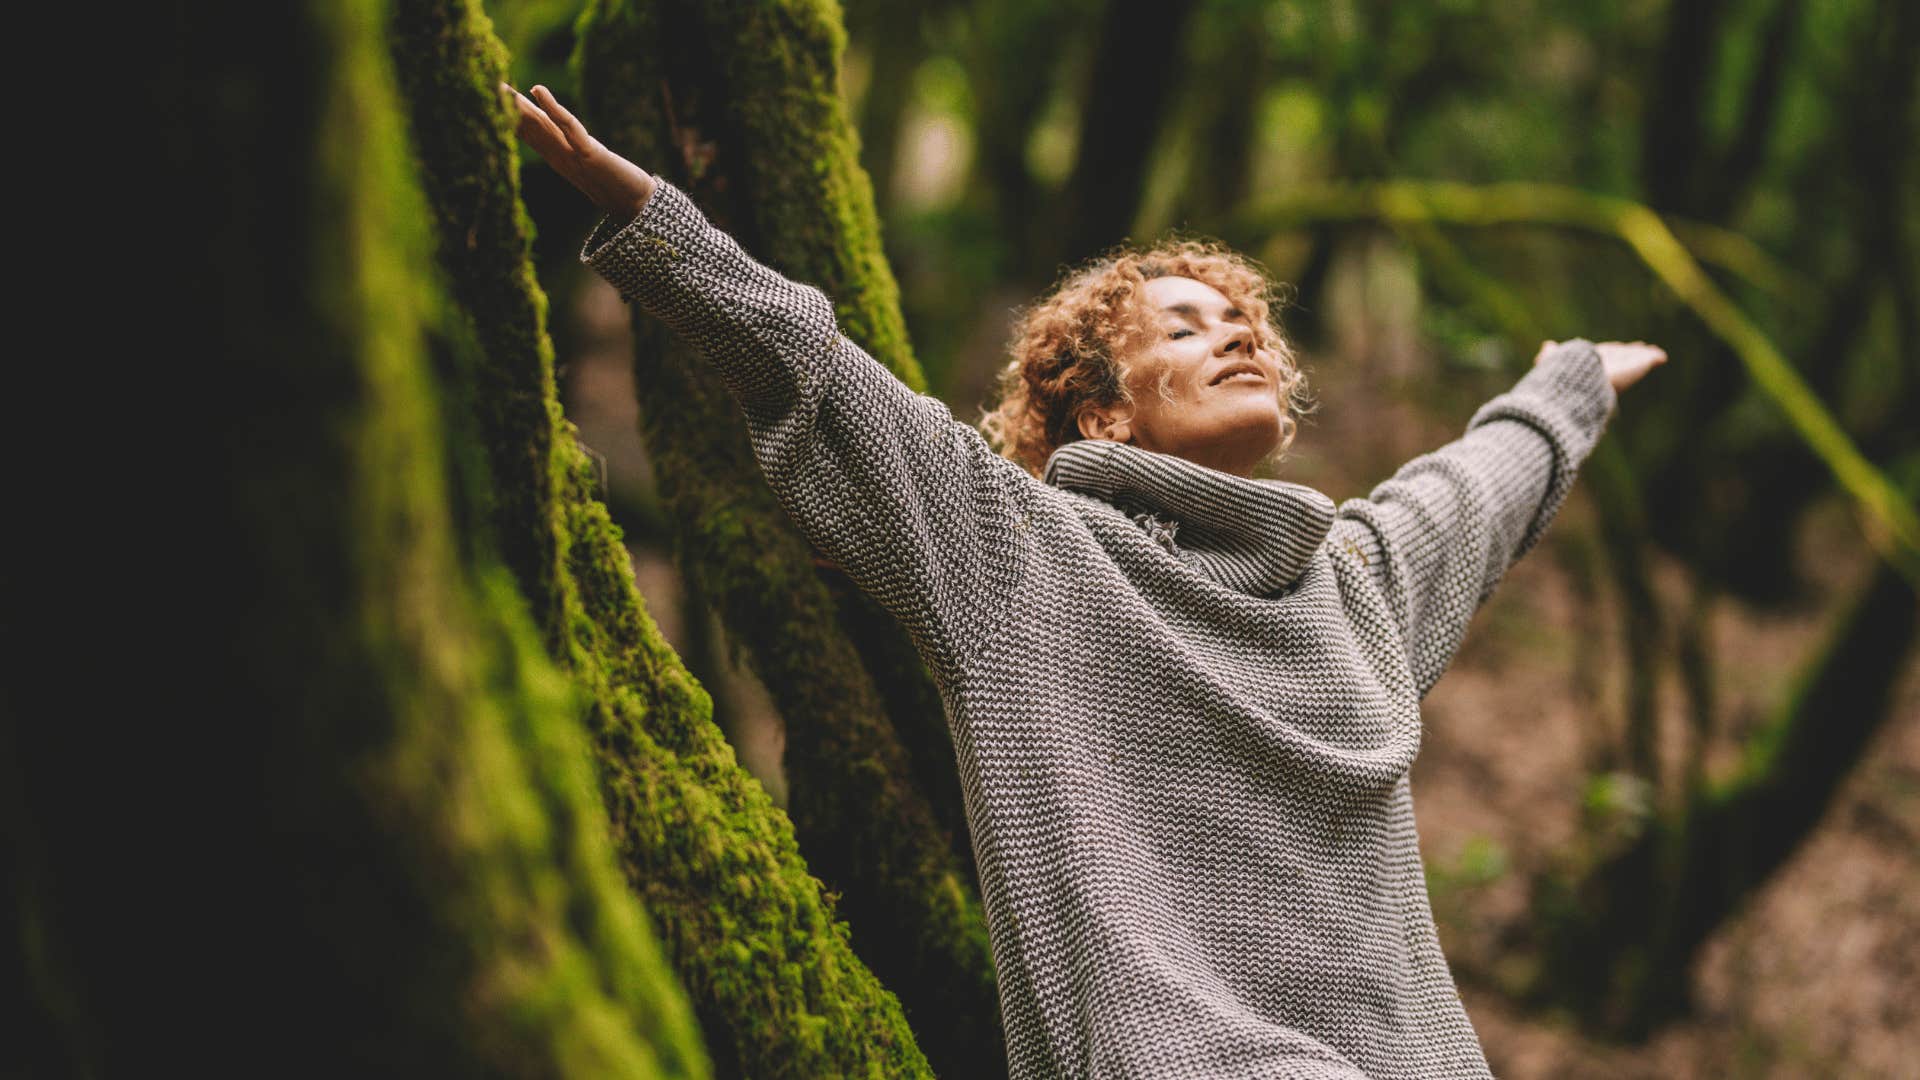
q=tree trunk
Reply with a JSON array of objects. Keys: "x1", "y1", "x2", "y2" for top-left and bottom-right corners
[
  {"x1": 1057, "y1": 0, "x2": 1199, "y2": 263},
  {"x1": 388, "y1": 1, "x2": 941, "y2": 1075},
  {"x1": 18, "y1": 3, "x2": 708, "y2": 1073},
  {"x1": 574, "y1": 5, "x2": 1007, "y2": 1072},
  {"x1": 961, "y1": 0, "x2": 1092, "y2": 277}
]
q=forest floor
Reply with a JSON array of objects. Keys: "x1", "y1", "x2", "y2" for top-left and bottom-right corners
[{"x1": 565, "y1": 269, "x2": 1919, "y2": 1080}]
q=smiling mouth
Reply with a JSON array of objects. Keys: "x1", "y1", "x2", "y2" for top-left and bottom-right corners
[{"x1": 1209, "y1": 366, "x2": 1265, "y2": 386}]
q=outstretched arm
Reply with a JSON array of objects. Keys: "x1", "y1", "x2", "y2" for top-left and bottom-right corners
[
  {"x1": 511, "y1": 85, "x2": 1035, "y2": 681},
  {"x1": 1328, "y1": 339, "x2": 1658, "y2": 697}
]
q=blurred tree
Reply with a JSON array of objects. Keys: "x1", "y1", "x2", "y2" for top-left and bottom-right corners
[
  {"x1": 1687, "y1": 0, "x2": 1917, "y2": 601},
  {"x1": 1160, "y1": 0, "x2": 1280, "y2": 227},
  {"x1": 843, "y1": 0, "x2": 955, "y2": 223},
  {"x1": 575, "y1": 1, "x2": 1006, "y2": 1075},
  {"x1": 889, "y1": 0, "x2": 1204, "y2": 408},
  {"x1": 959, "y1": 0, "x2": 1086, "y2": 274},
  {"x1": 18, "y1": 2, "x2": 709, "y2": 1073},
  {"x1": 887, "y1": 0, "x2": 1090, "y2": 406},
  {"x1": 1055, "y1": 0, "x2": 1201, "y2": 262}
]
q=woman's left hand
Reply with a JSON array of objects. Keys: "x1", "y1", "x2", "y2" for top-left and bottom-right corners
[{"x1": 1535, "y1": 339, "x2": 1668, "y2": 393}]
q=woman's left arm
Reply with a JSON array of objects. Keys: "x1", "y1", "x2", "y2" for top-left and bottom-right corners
[{"x1": 1329, "y1": 339, "x2": 1660, "y2": 697}]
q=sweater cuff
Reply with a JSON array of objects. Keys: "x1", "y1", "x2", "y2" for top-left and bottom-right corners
[
  {"x1": 1468, "y1": 339, "x2": 1616, "y2": 454},
  {"x1": 1495, "y1": 339, "x2": 1616, "y2": 433},
  {"x1": 1460, "y1": 337, "x2": 1616, "y2": 561},
  {"x1": 578, "y1": 179, "x2": 702, "y2": 305}
]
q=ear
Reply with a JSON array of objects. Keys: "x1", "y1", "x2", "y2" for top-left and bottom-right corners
[{"x1": 1076, "y1": 402, "x2": 1134, "y2": 444}]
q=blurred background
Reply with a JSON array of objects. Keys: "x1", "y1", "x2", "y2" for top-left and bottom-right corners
[{"x1": 501, "y1": 1, "x2": 1916, "y2": 1075}]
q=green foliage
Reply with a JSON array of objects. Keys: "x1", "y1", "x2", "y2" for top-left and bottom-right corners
[
  {"x1": 1426, "y1": 834, "x2": 1512, "y2": 905},
  {"x1": 1580, "y1": 771, "x2": 1656, "y2": 853}
]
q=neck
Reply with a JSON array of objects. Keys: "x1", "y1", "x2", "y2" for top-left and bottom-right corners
[{"x1": 1129, "y1": 438, "x2": 1267, "y2": 479}]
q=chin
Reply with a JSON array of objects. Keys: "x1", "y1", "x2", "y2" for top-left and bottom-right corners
[
  {"x1": 1232, "y1": 410, "x2": 1286, "y2": 454},
  {"x1": 1191, "y1": 414, "x2": 1284, "y2": 473}
]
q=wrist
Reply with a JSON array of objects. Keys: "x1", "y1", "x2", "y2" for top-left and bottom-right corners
[{"x1": 610, "y1": 177, "x2": 658, "y2": 225}]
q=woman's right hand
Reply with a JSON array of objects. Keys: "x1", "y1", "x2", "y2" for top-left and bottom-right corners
[{"x1": 505, "y1": 84, "x2": 657, "y2": 224}]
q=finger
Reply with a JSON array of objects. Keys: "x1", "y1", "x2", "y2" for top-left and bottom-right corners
[
  {"x1": 511, "y1": 86, "x2": 559, "y2": 137},
  {"x1": 532, "y1": 85, "x2": 596, "y2": 153},
  {"x1": 513, "y1": 88, "x2": 576, "y2": 157}
]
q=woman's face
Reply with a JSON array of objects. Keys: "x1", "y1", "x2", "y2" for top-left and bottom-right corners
[{"x1": 1077, "y1": 275, "x2": 1288, "y2": 477}]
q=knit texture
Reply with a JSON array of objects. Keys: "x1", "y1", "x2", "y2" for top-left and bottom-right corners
[{"x1": 584, "y1": 179, "x2": 1618, "y2": 1079}]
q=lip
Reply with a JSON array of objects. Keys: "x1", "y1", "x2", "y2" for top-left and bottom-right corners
[{"x1": 1208, "y1": 361, "x2": 1265, "y2": 386}]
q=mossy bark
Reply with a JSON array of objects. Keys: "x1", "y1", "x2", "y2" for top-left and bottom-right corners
[
  {"x1": 575, "y1": 3, "x2": 1007, "y2": 1076},
  {"x1": 389, "y1": 2, "x2": 937, "y2": 1075},
  {"x1": 19, "y1": 3, "x2": 706, "y2": 1073}
]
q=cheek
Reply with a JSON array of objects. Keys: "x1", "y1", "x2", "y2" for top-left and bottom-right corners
[
  {"x1": 1128, "y1": 352, "x2": 1182, "y2": 403},
  {"x1": 1162, "y1": 353, "x2": 1210, "y2": 397}
]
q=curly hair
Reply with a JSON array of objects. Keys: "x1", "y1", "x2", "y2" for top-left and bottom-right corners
[{"x1": 977, "y1": 236, "x2": 1316, "y2": 479}]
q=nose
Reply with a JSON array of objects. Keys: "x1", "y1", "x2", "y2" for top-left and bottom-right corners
[{"x1": 1218, "y1": 325, "x2": 1254, "y2": 355}]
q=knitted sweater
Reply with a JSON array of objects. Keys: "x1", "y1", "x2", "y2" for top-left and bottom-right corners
[{"x1": 583, "y1": 179, "x2": 1618, "y2": 1080}]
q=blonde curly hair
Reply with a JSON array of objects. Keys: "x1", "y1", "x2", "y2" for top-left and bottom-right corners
[{"x1": 978, "y1": 236, "x2": 1315, "y2": 479}]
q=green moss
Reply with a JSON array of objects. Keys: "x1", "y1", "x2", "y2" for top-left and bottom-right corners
[
  {"x1": 391, "y1": 0, "x2": 572, "y2": 653},
  {"x1": 390, "y1": 0, "x2": 941, "y2": 1073},
  {"x1": 21, "y1": 2, "x2": 718, "y2": 1072},
  {"x1": 574, "y1": 3, "x2": 1005, "y2": 1072},
  {"x1": 343, "y1": 5, "x2": 716, "y2": 1070}
]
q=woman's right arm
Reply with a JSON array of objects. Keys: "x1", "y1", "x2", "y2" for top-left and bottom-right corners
[
  {"x1": 584, "y1": 180, "x2": 1037, "y2": 678},
  {"x1": 511, "y1": 87, "x2": 1036, "y2": 680}
]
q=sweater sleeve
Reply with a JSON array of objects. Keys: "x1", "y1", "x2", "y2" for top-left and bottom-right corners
[
  {"x1": 1328, "y1": 339, "x2": 1616, "y2": 697},
  {"x1": 579, "y1": 179, "x2": 1035, "y2": 679}
]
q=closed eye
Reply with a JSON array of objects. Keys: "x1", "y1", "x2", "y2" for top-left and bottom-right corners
[{"x1": 1169, "y1": 329, "x2": 1195, "y2": 340}]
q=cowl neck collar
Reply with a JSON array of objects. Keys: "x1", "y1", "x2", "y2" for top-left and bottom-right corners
[{"x1": 1042, "y1": 439, "x2": 1336, "y2": 597}]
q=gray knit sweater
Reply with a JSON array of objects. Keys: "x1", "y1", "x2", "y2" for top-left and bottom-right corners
[{"x1": 583, "y1": 179, "x2": 1618, "y2": 1080}]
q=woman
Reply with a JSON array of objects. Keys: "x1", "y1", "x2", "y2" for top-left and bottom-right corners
[{"x1": 510, "y1": 84, "x2": 1665, "y2": 1079}]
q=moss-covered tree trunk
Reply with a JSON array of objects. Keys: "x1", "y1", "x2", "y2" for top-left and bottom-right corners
[
  {"x1": 387, "y1": 2, "x2": 938, "y2": 1075},
  {"x1": 17, "y1": 3, "x2": 708, "y2": 1073},
  {"x1": 575, "y1": 2, "x2": 1007, "y2": 1075}
]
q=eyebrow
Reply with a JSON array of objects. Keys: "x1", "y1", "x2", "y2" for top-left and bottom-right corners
[{"x1": 1161, "y1": 302, "x2": 1246, "y2": 322}]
